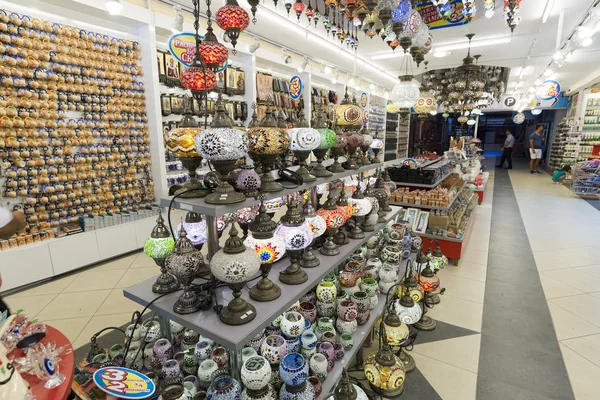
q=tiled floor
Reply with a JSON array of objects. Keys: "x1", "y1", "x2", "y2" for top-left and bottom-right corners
[{"x1": 4, "y1": 159, "x2": 600, "y2": 399}]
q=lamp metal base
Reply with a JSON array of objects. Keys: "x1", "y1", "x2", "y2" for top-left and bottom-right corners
[
  {"x1": 250, "y1": 278, "x2": 282, "y2": 302},
  {"x1": 414, "y1": 315, "x2": 437, "y2": 331},
  {"x1": 279, "y1": 267, "x2": 308, "y2": 285},
  {"x1": 220, "y1": 300, "x2": 257, "y2": 325},
  {"x1": 152, "y1": 259, "x2": 180, "y2": 294},
  {"x1": 173, "y1": 289, "x2": 203, "y2": 314},
  {"x1": 399, "y1": 348, "x2": 416, "y2": 372},
  {"x1": 320, "y1": 236, "x2": 340, "y2": 256},
  {"x1": 298, "y1": 246, "x2": 320, "y2": 268},
  {"x1": 370, "y1": 383, "x2": 405, "y2": 398}
]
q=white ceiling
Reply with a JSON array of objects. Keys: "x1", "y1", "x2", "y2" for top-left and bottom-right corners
[{"x1": 171, "y1": 0, "x2": 600, "y2": 93}]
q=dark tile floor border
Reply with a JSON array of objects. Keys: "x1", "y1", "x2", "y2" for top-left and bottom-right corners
[{"x1": 476, "y1": 167, "x2": 575, "y2": 400}]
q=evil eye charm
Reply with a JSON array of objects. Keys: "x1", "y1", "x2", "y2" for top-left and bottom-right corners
[{"x1": 44, "y1": 358, "x2": 56, "y2": 375}]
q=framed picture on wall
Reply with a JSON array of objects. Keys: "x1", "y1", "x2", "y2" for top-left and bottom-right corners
[
  {"x1": 225, "y1": 102, "x2": 235, "y2": 121},
  {"x1": 235, "y1": 68, "x2": 245, "y2": 94},
  {"x1": 157, "y1": 50, "x2": 167, "y2": 82},
  {"x1": 226, "y1": 66, "x2": 236, "y2": 93},
  {"x1": 216, "y1": 70, "x2": 226, "y2": 90},
  {"x1": 404, "y1": 208, "x2": 419, "y2": 228},
  {"x1": 413, "y1": 211, "x2": 430, "y2": 234},
  {"x1": 161, "y1": 94, "x2": 171, "y2": 116},
  {"x1": 165, "y1": 53, "x2": 179, "y2": 79},
  {"x1": 235, "y1": 102, "x2": 243, "y2": 120},
  {"x1": 193, "y1": 98, "x2": 201, "y2": 115}
]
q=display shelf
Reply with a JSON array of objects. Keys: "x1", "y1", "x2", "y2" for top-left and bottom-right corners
[
  {"x1": 391, "y1": 170, "x2": 453, "y2": 189},
  {"x1": 160, "y1": 162, "x2": 383, "y2": 217},
  {"x1": 123, "y1": 207, "x2": 402, "y2": 351},
  {"x1": 418, "y1": 211, "x2": 476, "y2": 266},
  {"x1": 318, "y1": 256, "x2": 412, "y2": 399},
  {"x1": 388, "y1": 182, "x2": 465, "y2": 211}
]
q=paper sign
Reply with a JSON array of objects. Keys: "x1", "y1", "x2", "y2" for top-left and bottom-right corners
[
  {"x1": 416, "y1": 1, "x2": 469, "y2": 30},
  {"x1": 93, "y1": 367, "x2": 155, "y2": 399},
  {"x1": 289, "y1": 76, "x2": 303, "y2": 100}
]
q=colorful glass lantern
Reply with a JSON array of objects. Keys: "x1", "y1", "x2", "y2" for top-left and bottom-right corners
[
  {"x1": 175, "y1": 211, "x2": 207, "y2": 248},
  {"x1": 427, "y1": 240, "x2": 448, "y2": 271},
  {"x1": 317, "y1": 191, "x2": 345, "y2": 256},
  {"x1": 144, "y1": 208, "x2": 178, "y2": 294},
  {"x1": 293, "y1": 0, "x2": 306, "y2": 20},
  {"x1": 236, "y1": 164, "x2": 261, "y2": 197},
  {"x1": 361, "y1": 183, "x2": 380, "y2": 232},
  {"x1": 276, "y1": 202, "x2": 312, "y2": 285},
  {"x1": 343, "y1": 130, "x2": 364, "y2": 170},
  {"x1": 373, "y1": 314, "x2": 409, "y2": 347},
  {"x1": 329, "y1": 125, "x2": 347, "y2": 173},
  {"x1": 364, "y1": 321, "x2": 406, "y2": 397},
  {"x1": 197, "y1": 26, "x2": 228, "y2": 71},
  {"x1": 247, "y1": 107, "x2": 290, "y2": 192},
  {"x1": 245, "y1": 196, "x2": 285, "y2": 302},
  {"x1": 359, "y1": 130, "x2": 374, "y2": 166},
  {"x1": 391, "y1": 0, "x2": 412, "y2": 23},
  {"x1": 347, "y1": 187, "x2": 372, "y2": 239},
  {"x1": 413, "y1": 90, "x2": 436, "y2": 115},
  {"x1": 312, "y1": 110, "x2": 337, "y2": 178},
  {"x1": 166, "y1": 226, "x2": 204, "y2": 314},
  {"x1": 299, "y1": 202, "x2": 327, "y2": 268},
  {"x1": 180, "y1": 64, "x2": 217, "y2": 92},
  {"x1": 391, "y1": 76, "x2": 420, "y2": 109},
  {"x1": 210, "y1": 223, "x2": 261, "y2": 325},
  {"x1": 370, "y1": 137, "x2": 384, "y2": 164},
  {"x1": 265, "y1": 197, "x2": 285, "y2": 217},
  {"x1": 333, "y1": 185, "x2": 352, "y2": 246},
  {"x1": 235, "y1": 205, "x2": 260, "y2": 241},
  {"x1": 288, "y1": 110, "x2": 320, "y2": 183},
  {"x1": 195, "y1": 99, "x2": 248, "y2": 205},
  {"x1": 335, "y1": 88, "x2": 363, "y2": 127},
  {"x1": 392, "y1": 292, "x2": 423, "y2": 325},
  {"x1": 165, "y1": 127, "x2": 201, "y2": 158},
  {"x1": 216, "y1": 0, "x2": 249, "y2": 49}
]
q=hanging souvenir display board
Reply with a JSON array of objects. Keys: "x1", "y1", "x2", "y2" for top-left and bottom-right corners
[{"x1": 0, "y1": 9, "x2": 155, "y2": 249}]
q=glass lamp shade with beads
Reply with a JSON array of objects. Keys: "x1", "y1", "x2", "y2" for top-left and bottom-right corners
[
  {"x1": 180, "y1": 64, "x2": 217, "y2": 92},
  {"x1": 244, "y1": 234, "x2": 286, "y2": 265},
  {"x1": 165, "y1": 127, "x2": 202, "y2": 158},
  {"x1": 373, "y1": 315, "x2": 410, "y2": 347},
  {"x1": 165, "y1": 226, "x2": 204, "y2": 314},
  {"x1": 392, "y1": 0, "x2": 412, "y2": 23},
  {"x1": 417, "y1": 264, "x2": 440, "y2": 293},
  {"x1": 144, "y1": 232, "x2": 175, "y2": 261},
  {"x1": 402, "y1": 10, "x2": 423, "y2": 39},
  {"x1": 287, "y1": 128, "x2": 320, "y2": 151},
  {"x1": 316, "y1": 207, "x2": 346, "y2": 230},
  {"x1": 413, "y1": 91, "x2": 436, "y2": 115},
  {"x1": 304, "y1": 214, "x2": 327, "y2": 238},
  {"x1": 195, "y1": 100, "x2": 248, "y2": 204},
  {"x1": 277, "y1": 202, "x2": 311, "y2": 285},
  {"x1": 391, "y1": 76, "x2": 420, "y2": 109},
  {"x1": 236, "y1": 165, "x2": 261, "y2": 197},
  {"x1": 335, "y1": 89, "x2": 364, "y2": 127},
  {"x1": 370, "y1": 138, "x2": 384, "y2": 149},
  {"x1": 363, "y1": 349, "x2": 405, "y2": 397},
  {"x1": 235, "y1": 205, "x2": 260, "y2": 235},
  {"x1": 349, "y1": 196, "x2": 372, "y2": 217},
  {"x1": 275, "y1": 223, "x2": 313, "y2": 252},
  {"x1": 197, "y1": 27, "x2": 228, "y2": 70},
  {"x1": 317, "y1": 191, "x2": 347, "y2": 256},
  {"x1": 210, "y1": 223, "x2": 261, "y2": 325},
  {"x1": 392, "y1": 294, "x2": 423, "y2": 325},
  {"x1": 427, "y1": 242, "x2": 448, "y2": 271},
  {"x1": 144, "y1": 209, "x2": 179, "y2": 294},
  {"x1": 216, "y1": 0, "x2": 250, "y2": 49},
  {"x1": 175, "y1": 214, "x2": 207, "y2": 248},
  {"x1": 344, "y1": 131, "x2": 364, "y2": 148},
  {"x1": 361, "y1": 133, "x2": 374, "y2": 147},
  {"x1": 264, "y1": 197, "x2": 285, "y2": 215},
  {"x1": 315, "y1": 128, "x2": 338, "y2": 151}
]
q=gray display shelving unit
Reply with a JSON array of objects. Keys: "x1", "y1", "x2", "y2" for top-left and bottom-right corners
[{"x1": 123, "y1": 161, "x2": 401, "y2": 398}]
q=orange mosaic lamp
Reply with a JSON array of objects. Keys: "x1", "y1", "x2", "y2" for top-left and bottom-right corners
[{"x1": 216, "y1": 0, "x2": 250, "y2": 50}]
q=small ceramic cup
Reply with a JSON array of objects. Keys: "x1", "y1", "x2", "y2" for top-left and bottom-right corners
[
  {"x1": 316, "y1": 281, "x2": 337, "y2": 303},
  {"x1": 195, "y1": 341, "x2": 212, "y2": 361},
  {"x1": 308, "y1": 376, "x2": 323, "y2": 397},
  {"x1": 161, "y1": 359, "x2": 181, "y2": 379},
  {"x1": 309, "y1": 353, "x2": 328, "y2": 376},
  {"x1": 298, "y1": 302, "x2": 318, "y2": 324},
  {"x1": 280, "y1": 311, "x2": 306, "y2": 339},
  {"x1": 335, "y1": 318, "x2": 358, "y2": 335},
  {"x1": 241, "y1": 355, "x2": 272, "y2": 391},
  {"x1": 321, "y1": 331, "x2": 337, "y2": 345},
  {"x1": 301, "y1": 331, "x2": 318, "y2": 349},
  {"x1": 351, "y1": 291, "x2": 370, "y2": 313},
  {"x1": 337, "y1": 300, "x2": 358, "y2": 322},
  {"x1": 333, "y1": 343, "x2": 345, "y2": 360},
  {"x1": 197, "y1": 359, "x2": 218, "y2": 388},
  {"x1": 316, "y1": 300, "x2": 336, "y2": 318},
  {"x1": 210, "y1": 347, "x2": 229, "y2": 368},
  {"x1": 360, "y1": 278, "x2": 379, "y2": 297},
  {"x1": 260, "y1": 335, "x2": 288, "y2": 365},
  {"x1": 340, "y1": 333, "x2": 354, "y2": 350}
]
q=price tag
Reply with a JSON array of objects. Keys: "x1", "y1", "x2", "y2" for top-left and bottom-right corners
[{"x1": 93, "y1": 367, "x2": 155, "y2": 399}]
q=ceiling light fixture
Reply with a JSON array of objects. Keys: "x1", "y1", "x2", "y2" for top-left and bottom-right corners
[
  {"x1": 324, "y1": 66, "x2": 332, "y2": 74},
  {"x1": 247, "y1": 37, "x2": 261, "y2": 53},
  {"x1": 433, "y1": 36, "x2": 512, "y2": 53},
  {"x1": 432, "y1": 50, "x2": 451, "y2": 58},
  {"x1": 349, "y1": 77, "x2": 355, "y2": 86},
  {"x1": 331, "y1": 70, "x2": 339, "y2": 84},
  {"x1": 297, "y1": 58, "x2": 308, "y2": 73},
  {"x1": 542, "y1": 0, "x2": 555, "y2": 23},
  {"x1": 282, "y1": 49, "x2": 292, "y2": 64},
  {"x1": 553, "y1": 50, "x2": 564, "y2": 60},
  {"x1": 369, "y1": 83, "x2": 375, "y2": 90},
  {"x1": 105, "y1": 0, "x2": 123, "y2": 15},
  {"x1": 577, "y1": 23, "x2": 595, "y2": 39},
  {"x1": 171, "y1": 5, "x2": 184, "y2": 33},
  {"x1": 581, "y1": 37, "x2": 593, "y2": 47}
]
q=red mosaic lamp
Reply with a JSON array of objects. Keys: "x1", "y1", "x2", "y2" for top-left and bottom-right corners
[
  {"x1": 197, "y1": 26, "x2": 228, "y2": 71},
  {"x1": 180, "y1": 64, "x2": 217, "y2": 92},
  {"x1": 216, "y1": 0, "x2": 250, "y2": 50},
  {"x1": 293, "y1": 0, "x2": 306, "y2": 21}
]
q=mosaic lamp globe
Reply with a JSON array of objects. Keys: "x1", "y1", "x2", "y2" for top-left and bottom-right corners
[
  {"x1": 246, "y1": 107, "x2": 290, "y2": 192},
  {"x1": 347, "y1": 187, "x2": 372, "y2": 240},
  {"x1": 333, "y1": 185, "x2": 352, "y2": 247},
  {"x1": 245, "y1": 196, "x2": 286, "y2": 302},
  {"x1": 333, "y1": 368, "x2": 370, "y2": 400},
  {"x1": 195, "y1": 98, "x2": 248, "y2": 205},
  {"x1": 392, "y1": 0, "x2": 412, "y2": 23},
  {"x1": 329, "y1": 125, "x2": 348, "y2": 173},
  {"x1": 391, "y1": 75, "x2": 420, "y2": 110},
  {"x1": 144, "y1": 208, "x2": 178, "y2": 294},
  {"x1": 312, "y1": 109, "x2": 337, "y2": 178},
  {"x1": 180, "y1": 62, "x2": 217, "y2": 92},
  {"x1": 276, "y1": 201, "x2": 313, "y2": 285},
  {"x1": 317, "y1": 190, "x2": 346, "y2": 257},
  {"x1": 236, "y1": 164, "x2": 261, "y2": 197},
  {"x1": 335, "y1": 87, "x2": 364, "y2": 127},
  {"x1": 343, "y1": 130, "x2": 364, "y2": 170},
  {"x1": 164, "y1": 98, "x2": 208, "y2": 199},
  {"x1": 299, "y1": 202, "x2": 327, "y2": 269},
  {"x1": 359, "y1": 128, "x2": 374, "y2": 166},
  {"x1": 417, "y1": 262, "x2": 440, "y2": 294},
  {"x1": 364, "y1": 321, "x2": 406, "y2": 397},
  {"x1": 166, "y1": 225, "x2": 204, "y2": 314},
  {"x1": 235, "y1": 204, "x2": 260, "y2": 241},
  {"x1": 264, "y1": 196, "x2": 285, "y2": 218},
  {"x1": 287, "y1": 109, "x2": 320, "y2": 183},
  {"x1": 210, "y1": 222, "x2": 261, "y2": 325},
  {"x1": 427, "y1": 240, "x2": 448, "y2": 272},
  {"x1": 197, "y1": 25, "x2": 228, "y2": 71},
  {"x1": 370, "y1": 136, "x2": 384, "y2": 164},
  {"x1": 413, "y1": 89, "x2": 436, "y2": 116},
  {"x1": 361, "y1": 183, "x2": 380, "y2": 232},
  {"x1": 175, "y1": 211, "x2": 209, "y2": 277},
  {"x1": 216, "y1": 0, "x2": 250, "y2": 49}
]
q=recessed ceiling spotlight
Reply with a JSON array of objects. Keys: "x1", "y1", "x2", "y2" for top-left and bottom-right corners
[
  {"x1": 247, "y1": 38, "x2": 260, "y2": 54},
  {"x1": 433, "y1": 50, "x2": 451, "y2": 58},
  {"x1": 105, "y1": 0, "x2": 123, "y2": 15},
  {"x1": 331, "y1": 70, "x2": 339, "y2": 84},
  {"x1": 582, "y1": 37, "x2": 593, "y2": 47},
  {"x1": 324, "y1": 66, "x2": 332, "y2": 74},
  {"x1": 297, "y1": 58, "x2": 308, "y2": 73},
  {"x1": 171, "y1": 6, "x2": 184, "y2": 34},
  {"x1": 369, "y1": 83, "x2": 375, "y2": 90}
]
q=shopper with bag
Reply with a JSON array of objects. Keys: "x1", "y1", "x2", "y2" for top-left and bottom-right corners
[{"x1": 0, "y1": 207, "x2": 26, "y2": 315}]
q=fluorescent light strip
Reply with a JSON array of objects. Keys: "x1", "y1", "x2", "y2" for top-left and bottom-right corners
[
  {"x1": 433, "y1": 36, "x2": 512, "y2": 52},
  {"x1": 371, "y1": 52, "x2": 412, "y2": 61},
  {"x1": 542, "y1": 0, "x2": 555, "y2": 23}
]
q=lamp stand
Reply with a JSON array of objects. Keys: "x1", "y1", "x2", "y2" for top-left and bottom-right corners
[
  {"x1": 328, "y1": 147, "x2": 345, "y2": 173},
  {"x1": 311, "y1": 149, "x2": 333, "y2": 177},
  {"x1": 361, "y1": 212, "x2": 375, "y2": 232},
  {"x1": 279, "y1": 249, "x2": 308, "y2": 284},
  {"x1": 205, "y1": 160, "x2": 246, "y2": 204},
  {"x1": 414, "y1": 294, "x2": 437, "y2": 331},
  {"x1": 152, "y1": 258, "x2": 180, "y2": 294},
  {"x1": 372, "y1": 148, "x2": 382, "y2": 164},
  {"x1": 347, "y1": 216, "x2": 365, "y2": 239},
  {"x1": 399, "y1": 348, "x2": 416, "y2": 372},
  {"x1": 320, "y1": 229, "x2": 340, "y2": 256},
  {"x1": 220, "y1": 282, "x2": 257, "y2": 325},
  {"x1": 360, "y1": 144, "x2": 371, "y2": 165},
  {"x1": 174, "y1": 157, "x2": 210, "y2": 198},
  {"x1": 370, "y1": 383, "x2": 405, "y2": 398},
  {"x1": 299, "y1": 239, "x2": 320, "y2": 268},
  {"x1": 344, "y1": 147, "x2": 360, "y2": 170},
  {"x1": 258, "y1": 154, "x2": 284, "y2": 192},
  {"x1": 294, "y1": 150, "x2": 316, "y2": 182},
  {"x1": 334, "y1": 229, "x2": 350, "y2": 245},
  {"x1": 173, "y1": 279, "x2": 203, "y2": 315},
  {"x1": 250, "y1": 263, "x2": 282, "y2": 302}
]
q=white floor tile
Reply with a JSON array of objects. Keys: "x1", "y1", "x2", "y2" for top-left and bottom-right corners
[
  {"x1": 62, "y1": 269, "x2": 127, "y2": 293},
  {"x1": 543, "y1": 269, "x2": 600, "y2": 293},
  {"x1": 413, "y1": 334, "x2": 481, "y2": 373},
  {"x1": 129, "y1": 252, "x2": 157, "y2": 269},
  {"x1": 539, "y1": 275, "x2": 583, "y2": 299},
  {"x1": 92, "y1": 253, "x2": 137, "y2": 271},
  {"x1": 7, "y1": 274, "x2": 79, "y2": 298},
  {"x1": 438, "y1": 260, "x2": 487, "y2": 283},
  {"x1": 44, "y1": 316, "x2": 91, "y2": 344},
  {"x1": 411, "y1": 352, "x2": 477, "y2": 400},
  {"x1": 460, "y1": 248, "x2": 489, "y2": 266},
  {"x1": 96, "y1": 288, "x2": 144, "y2": 316},
  {"x1": 4, "y1": 294, "x2": 57, "y2": 318},
  {"x1": 575, "y1": 264, "x2": 600, "y2": 279},
  {"x1": 547, "y1": 302, "x2": 600, "y2": 340},
  {"x1": 427, "y1": 295, "x2": 483, "y2": 332},
  {"x1": 115, "y1": 267, "x2": 159, "y2": 289},
  {"x1": 562, "y1": 333, "x2": 600, "y2": 368},
  {"x1": 436, "y1": 274, "x2": 485, "y2": 304},
  {"x1": 560, "y1": 344, "x2": 600, "y2": 400},
  {"x1": 36, "y1": 290, "x2": 111, "y2": 320},
  {"x1": 534, "y1": 246, "x2": 600, "y2": 271},
  {"x1": 73, "y1": 312, "x2": 134, "y2": 349}
]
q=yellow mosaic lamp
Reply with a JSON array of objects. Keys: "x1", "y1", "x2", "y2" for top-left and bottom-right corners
[{"x1": 335, "y1": 88, "x2": 363, "y2": 128}]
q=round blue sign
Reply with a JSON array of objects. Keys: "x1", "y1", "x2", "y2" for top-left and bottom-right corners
[
  {"x1": 289, "y1": 76, "x2": 303, "y2": 100},
  {"x1": 93, "y1": 367, "x2": 155, "y2": 399},
  {"x1": 536, "y1": 79, "x2": 561, "y2": 101}
]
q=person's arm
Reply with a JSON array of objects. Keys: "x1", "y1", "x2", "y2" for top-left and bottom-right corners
[
  {"x1": 530, "y1": 138, "x2": 535, "y2": 150},
  {"x1": 502, "y1": 138, "x2": 510, "y2": 151},
  {"x1": 0, "y1": 211, "x2": 26, "y2": 239}
]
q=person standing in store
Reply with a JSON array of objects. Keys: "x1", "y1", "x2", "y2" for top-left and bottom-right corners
[
  {"x1": 496, "y1": 129, "x2": 515, "y2": 169},
  {"x1": 0, "y1": 207, "x2": 26, "y2": 316},
  {"x1": 529, "y1": 124, "x2": 546, "y2": 174}
]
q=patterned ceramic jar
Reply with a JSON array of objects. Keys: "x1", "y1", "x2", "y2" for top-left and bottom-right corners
[
  {"x1": 380, "y1": 246, "x2": 401, "y2": 264},
  {"x1": 340, "y1": 333, "x2": 354, "y2": 350},
  {"x1": 322, "y1": 272, "x2": 337, "y2": 284},
  {"x1": 345, "y1": 261, "x2": 363, "y2": 276},
  {"x1": 356, "y1": 310, "x2": 370, "y2": 325},
  {"x1": 280, "y1": 312, "x2": 306, "y2": 339},
  {"x1": 300, "y1": 331, "x2": 318, "y2": 349},
  {"x1": 195, "y1": 341, "x2": 213, "y2": 361},
  {"x1": 366, "y1": 258, "x2": 382, "y2": 271},
  {"x1": 309, "y1": 353, "x2": 328, "y2": 377},
  {"x1": 333, "y1": 344, "x2": 345, "y2": 361},
  {"x1": 198, "y1": 359, "x2": 219, "y2": 387},
  {"x1": 301, "y1": 346, "x2": 316, "y2": 361},
  {"x1": 153, "y1": 338, "x2": 174, "y2": 360},
  {"x1": 242, "y1": 355, "x2": 272, "y2": 391},
  {"x1": 162, "y1": 359, "x2": 182, "y2": 379},
  {"x1": 211, "y1": 347, "x2": 229, "y2": 368},
  {"x1": 300, "y1": 291, "x2": 317, "y2": 305},
  {"x1": 279, "y1": 353, "x2": 309, "y2": 387},
  {"x1": 260, "y1": 335, "x2": 288, "y2": 365},
  {"x1": 242, "y1": 348, "x2": 258, "y2": 364},
  {"x1": 314, "y1": 317, "x2": 334, "y2": 340},
  {"x1": 279, "y1": 381, "x2": 314, "y2": 400},
  {"x1": 307, "y1": 376, "x2": 322, "y2": 398},
  {"x1": 363, "y1": 266, "x2": 379, "y2": 280},
  {"x1": 109, "y1": 343, "x2": 124, "y2": 360},
  {"x1": 125, "y1": 324, "x2": 142, "y2": 343},
  {"x1": 336, "y1": 289, "x2": 349, "y2": 306},
  {"x1": 170, "y1": 320, "x2": 185, "y2": 347},
  {"x1": 360, "y1": 278, "x2": 379, "y2": 297},
  {"x1": 378, "y1": 266, "x2": 397, "y2": 283},
  {"x1": 338, "y1": 270, "x2": 359, "y2": 288},
  {"x1": 185, "y1": 375, "x2": 202, "y2": 393},
  {"x1": 368, "y1": 295, "x2": 379, "y2": 310},
  {"x1": 315, "y1": 300, "x2": 336, "y2": 318},
  {"x1": 316, "y1": 281, "x2": 337, "y2": 303},
  {"x1": 142, "y1": 320, "x2": 161, "y2": 342},
  {"x1": 207, "y1": 374, "x2": 242, "y2": 400},
  {"x1": 285, "y1": 336, "x2": 301, "y2": 354},
  {"x1": 298, "y1": 302, "x2": 317, "y2": 324},
  {"x1": 316, "y1": 342, "x2": 335, "y2": 364},
  {"x1": 320, "y1": 331, "x2": 336, "y2": 345},
  {"x1": 379, "y1": 280, "x2": 396, "y2": 294},
  {"x1": 183, "y1": 348, "x2": 200, "y2": 375},
  {"x1": 336, "y1": 318, "x2": 358, "y2": 335},
  {"x1": 337, "y1": 300, "x2": 358, "y2": 322},
  {"x1": 182, "y1": 329, "x2": 200, "y2": 351},
  {"x1": 351, "y1": 292, "x2": 369, "y2": 313}
]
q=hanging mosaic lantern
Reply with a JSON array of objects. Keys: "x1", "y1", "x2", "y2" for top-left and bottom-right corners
[
  {"x1": 216, "y1": 0, "x2": 250, "y2": 50},
  {"x1": 391, "y1": 76, "x2": 420, "y2": 109},
  {"x1": 180, "y1": 64, "x2": 216, "y2": 92},
  {"x1": 197, "y1": 26, "x2": 228, "y2": 71}
]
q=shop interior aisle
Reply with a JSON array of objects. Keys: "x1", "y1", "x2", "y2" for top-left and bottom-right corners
[{"x1": 4, "y1": 162, "x2": 600, "y2": 399}]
